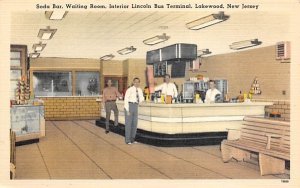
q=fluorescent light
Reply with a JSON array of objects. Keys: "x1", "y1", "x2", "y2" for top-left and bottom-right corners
[
  {"x1": 37, "y1": 26, "x2": 57, "y2": 40},
  {"x1": 30, "y1": 52, "x2": 40, "y2": 58},
  {"x1": 100, "y1": 54, "x2": 115, "y2": 61},
  {"x1": 197, "y1": 49, "x2": 212, "y2": 56},
  {"x1": 45, "y1": 11, "x2": 68, "y2": 20},
  {"x1": 143, "y1": 33, "x2": 170, "y2": 45},
  {"x1": 32, "y1": 42, "x2": 46, "y2": 52},
  {"x1": 186, "y1": 11, "x2": 229, "y2": 30},
  {"x1": 117, "y1": 46, "x2": 136, "y2": 55},
  {"x1": 229, "y1": 39, "x2": 262, "y2": 50}
]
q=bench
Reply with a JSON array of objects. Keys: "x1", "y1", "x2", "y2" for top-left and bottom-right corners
[
  {"x1": 221, "y1": 116, "x2": 290, "y2": 175},
  {"x1": 10, "y1": 129, "x2": 16, "y2": 179}
]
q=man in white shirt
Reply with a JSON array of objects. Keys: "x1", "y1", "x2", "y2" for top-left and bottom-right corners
[
  {"x1": 205, "y1": 80, "x2": 221, "y2": 103},
  {"x1": 124, "y1": 77, "x2": 144, "y2": 144},
  {"x1": 154, "y1": 74, "x2": 178, "y2": 101}
]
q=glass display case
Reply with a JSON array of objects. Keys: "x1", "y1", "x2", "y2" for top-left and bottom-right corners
[{"x1": 10, "y1": 105, "x2": 45, "y2": 142}]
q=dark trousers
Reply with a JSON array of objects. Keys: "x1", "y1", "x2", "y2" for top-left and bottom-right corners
[
  {"x1": 125, "y1": 103, "x2": 138, "y2": 143},
  {"x1": 105, "y1": 101, "x2": 119, "y2": 130}
]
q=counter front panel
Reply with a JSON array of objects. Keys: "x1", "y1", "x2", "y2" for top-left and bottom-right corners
[{"x1": 101, "y1": 101, "x2": 273, "y2": 134}]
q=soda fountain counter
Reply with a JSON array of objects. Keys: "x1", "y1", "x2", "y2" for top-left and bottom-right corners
[{"x1": 96, "y1": 101, "x2": 273, "y2": 146}]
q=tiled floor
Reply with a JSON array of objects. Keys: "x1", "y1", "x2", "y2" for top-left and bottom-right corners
[{"x1": 15, "y1": 120, "x2": 289, "y2": 179}]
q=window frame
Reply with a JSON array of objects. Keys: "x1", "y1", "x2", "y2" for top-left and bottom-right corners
[
  {"x1": 75, "y1": 71, "x2": 100, "y2": 96},
  {"x1": 31, "y1": 70, "x2": 101, "y2": 97},
  {"x1": 10, "y1": 45, "x2": 28, "y2": 100}
]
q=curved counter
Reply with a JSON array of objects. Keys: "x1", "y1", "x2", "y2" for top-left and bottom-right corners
[{"x1": 96, "y1": 101, "x2": 273, "y2": 146}]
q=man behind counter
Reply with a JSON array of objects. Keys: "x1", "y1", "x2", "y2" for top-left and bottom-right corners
[
  {"x1": 205, "y1": 80, "x2": 221, "y2": 103},
  {"x1": 154, "y1": 74, "x2": 178, "y2": 102}
]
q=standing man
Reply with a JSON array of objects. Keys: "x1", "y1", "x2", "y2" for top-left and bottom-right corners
[
  {"x1": 124, "y1": 77, "x2": 144, "y2": 144},
  {"x1": 155, "y1": 74, "x2": 178, "y2": 101},
  {"x1": 205, "y1": 80, "x2": 221, "y2": 103},
  {"x1": 102, "y1": 79, "x2": 122, "y2": 134}
]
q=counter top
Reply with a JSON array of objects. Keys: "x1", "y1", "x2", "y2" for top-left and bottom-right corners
[
  {"x1": 115, "y1": 101, "x2": 273, "y2": 108},
  {"x1": 37, "y1": 96, "x2": 101, "y2": 98}
]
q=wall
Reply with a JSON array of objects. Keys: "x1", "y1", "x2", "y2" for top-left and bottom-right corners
[
  {"x1": 151, "y1": 45, "x2": 290, "y2": 100},
  {"x1": 40, "y1": 97, "x2": 101, "y2": 120},
  {"x1": 101, "y1": 60, "x2": 124, "y2": 76},
  {"x1": 126, "y1": 58, "x2": 147, "y2": 88},
  {"x1": 30, "y1": 57, "x2": 100, "y2": 70},
  {"x1": 30, "y1": 46, "x2": 290, "y2": 120},
  {"x1": 190, "y1": 45, "x2": 290, "y2": 100},
  {"x1": 31, "y1": 58, "x2": 101, "y2": 120},
  {"x1": 30, "y1": 57, "x2": 102, "y2": 96}
]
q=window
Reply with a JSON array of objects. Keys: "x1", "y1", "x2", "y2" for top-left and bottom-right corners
[
  {"x1": 10, "y1": 70, "x2": 22, "y2": 80},
  {"x1": 10, "y1": 52, "x2": 21, "y2": 66},
  {"x1": 76, "y1": 72, "x2": 100, "y2": 96},
  {"x1": 10, "y1": 50, "x2": 22, "y2": 100},
  {"x1": 33, "y1": 72, "x2": 72, "y2": 96}
]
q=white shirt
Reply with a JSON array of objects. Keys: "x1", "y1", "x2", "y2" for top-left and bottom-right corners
[
  {"x1": 155, "y1": 82, "x2": 178, "y2": 98},
  {"x1": 124, "y1": 86, "x2": 144, "y2": 111},
  {"x1": 205, "y1": 88, "x2": 221, "y2": 103}
]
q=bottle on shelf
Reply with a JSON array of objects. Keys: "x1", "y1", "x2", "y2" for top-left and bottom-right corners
[
  {"x1": 243, "y1": 93, "x2": 248, "y2": 101},
  {"x1": 161, "y1": 94, "x2": 165, "y2": 103},
  {"x1": 224, "y1": 94, "x2": 229, "y2": 102},
  {"x1": 238, "y1": 90, "x2": 244, "y2": 102}
]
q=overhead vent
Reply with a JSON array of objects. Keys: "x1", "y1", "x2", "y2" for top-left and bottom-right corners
[
  {"x1": 276, "y1": 41, "x2": 290, "y2": 61},
  {"x1": 146, "y1": 43, "x2": 197, "y2": 64}
]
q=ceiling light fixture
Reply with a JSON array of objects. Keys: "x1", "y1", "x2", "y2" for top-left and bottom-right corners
[
  {"x1": 29, "y1": 51, "x2": 40, "y2": 58},
  {"x1": 197, "y1": 49, "x2": 212, "y2": 56},
  {"x1": 45, "y1": 11, "x2": 68, "y2": 20},
  {"x1": 143, "y1": 33, "x2": 170, "y2": 45},
  {"x1": 100, "y1": 54, "x2": 115, "y2": 61},
  {"x1": 37, "y1": 26, "x2": 57, "y2": 40},
  {"x1": 32, "y1": 42, "x2": 46, "y2": 52},
  {"x1": 229, "y1": 39, "x2": 262, "y2": 50},
  {"x1": 186, "y1": 11, "x2": 229, "y2": 30},
  {"x1": 117, "y1": 46, "x2": 137, "y2": 55}
]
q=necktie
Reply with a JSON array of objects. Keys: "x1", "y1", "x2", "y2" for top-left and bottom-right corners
[{"x1": 136, "y1": 88, "x2": 139, "y2": 103}]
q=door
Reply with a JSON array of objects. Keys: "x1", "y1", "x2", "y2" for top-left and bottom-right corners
[{"x1": 104, "y1": 76, "x2": 127, "y2": 96}]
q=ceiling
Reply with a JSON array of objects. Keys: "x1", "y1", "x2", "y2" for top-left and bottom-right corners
[{"x1": 11, "y1": 11, "x2": 291, "y2": 60}]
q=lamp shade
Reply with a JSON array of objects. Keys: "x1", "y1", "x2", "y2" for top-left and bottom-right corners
[
  {"x1": 32, "y1": 42, "x2": 46, "y2": 51},
  {"x1": 197, "y1": 49, "x2": 212, "y2": 56},
  {"x1": 100, "y1": 54, "x2": 115, "y2": 61},
  {"x1": 37, "y1": 26, "x2": 57, "y2": 40},
  {"x1": 30, "y1": 52, "x2": 40, "y2": 58},
  {"x1": 117, "y1": 46, "x2": 136, "y2": 55},
  {"x1": 186, "y1": 12, "x2": 229, "y2": 30},
  {"x1": 45, "y1": 11, "x2": 68, "y2": 20},
  {"x1": 229, "y1": 39, "x2": 262, "y2": 50},
  {"x1": 143, "y1": 33, "x2": 170, "y2": 45}
]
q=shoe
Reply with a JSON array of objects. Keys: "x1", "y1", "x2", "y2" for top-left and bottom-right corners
[
  {"x1": 133, "y1": 141, "x2": 138, "y2": 144},
  {"x1": 126, "y1": 142, "x2": 132, "y2": 145},
  {"x1": 105, "y1": 130, "x2": 109, "y2": 134}
]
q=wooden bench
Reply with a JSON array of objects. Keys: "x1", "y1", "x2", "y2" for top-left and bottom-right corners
[
  {"x1": 10, "y1": 129, "x2": 16, "y2": 179},
  {"x1": 221, "y1": 116, "x2": 290, "y2": 176}
]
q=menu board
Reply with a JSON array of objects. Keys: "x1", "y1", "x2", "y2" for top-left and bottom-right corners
[
  {"x1": 171, "y1": 61, "x2": 186, "y2": 78},
  {"x1": 153, "y1": 61, "x2": 167, "y2": 77}
]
